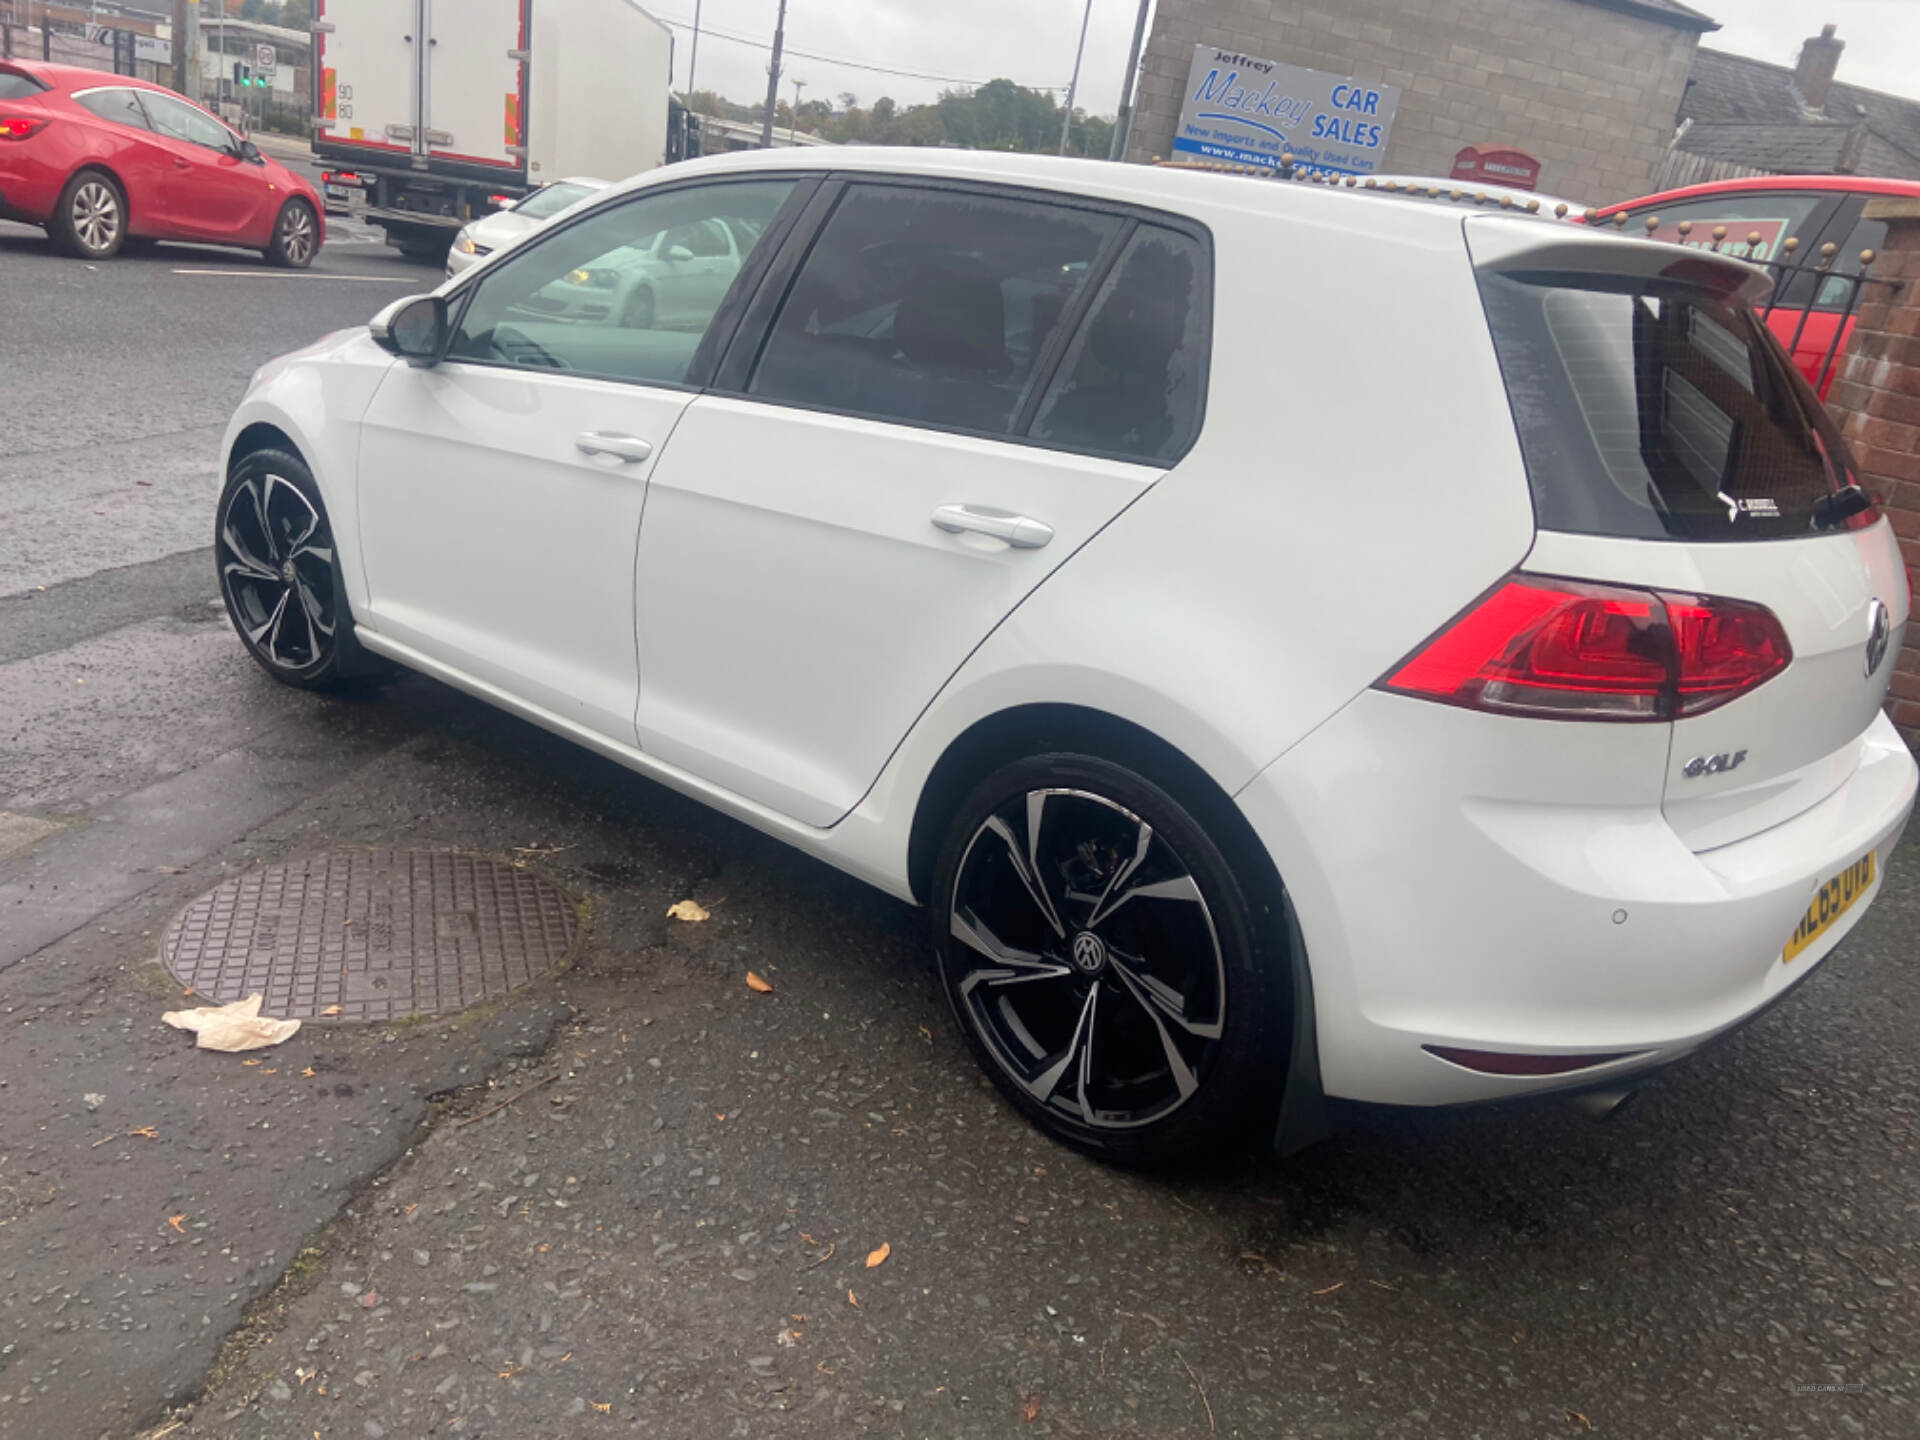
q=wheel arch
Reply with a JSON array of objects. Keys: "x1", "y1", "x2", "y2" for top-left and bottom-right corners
[
  {"x1": 904, "y1": 700, "x2": 1328, "y2": 1153},
  {"x1": 228, "y1": 420, "x2": 300, "y2": 472},
  {"x1": 62, "y1": 162, "x2": 140, "y2": 233}
]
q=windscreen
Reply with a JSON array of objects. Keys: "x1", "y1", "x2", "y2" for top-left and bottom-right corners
[
  {"x1": 516, "y1": 182, "x2": 595, "y2": 221},
  {"x1": 1479, "y1": 271, "x2": 1851, "y2": 542}
]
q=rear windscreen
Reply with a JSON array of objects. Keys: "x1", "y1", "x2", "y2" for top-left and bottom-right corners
[
  {"x1": 1479, "y1": 271, "x2": 1848, "y2": 542},
  {"x1": 0, "y1": 69, "x2": 48, "y2": 99}
]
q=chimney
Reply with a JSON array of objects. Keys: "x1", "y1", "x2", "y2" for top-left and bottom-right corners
[{"x1": 1794, "y1": 23, "x2": 1845, "y2": 111}]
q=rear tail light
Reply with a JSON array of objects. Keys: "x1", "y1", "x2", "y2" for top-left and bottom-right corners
[
  {"x1": 1381, "y1": 574, "x2": 1791, "y2": 721},
  {"x1": 0, "y1": 115, "x2": 47, "y2": 141}
]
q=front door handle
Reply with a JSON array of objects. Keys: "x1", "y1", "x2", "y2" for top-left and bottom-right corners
[
  {"x1": 931, "y1": 504, "x2": 1054, "y2": 550},
  {"x1": 575, "y1": 431, "x2": 653, "y2": 463},
  {"x1": 172, "y1": 157, "x2": 193, "y2": 170}
]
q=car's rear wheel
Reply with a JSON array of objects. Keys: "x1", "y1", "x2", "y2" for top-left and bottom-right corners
[
  {"x1": 266, "y1": 200, "x2": 317, "y2": 269},
  {"x1": 53, "y1": 170, "x2": 126, "y2": 260},
  {"x1": 931, "y1": 752, "x2": 1292, "y2": 1167},
  {"x1": 216, "y1": 448, "x2": 385, "y2": 690}
]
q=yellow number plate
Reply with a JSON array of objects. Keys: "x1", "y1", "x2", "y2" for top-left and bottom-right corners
[{"x1": 1783, "y1": 851, "x2": 1877, "y2": 963}]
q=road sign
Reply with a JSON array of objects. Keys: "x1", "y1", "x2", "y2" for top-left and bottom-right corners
[{"x1": 256, "y1": 43, "x2": 277, "y2": 75}]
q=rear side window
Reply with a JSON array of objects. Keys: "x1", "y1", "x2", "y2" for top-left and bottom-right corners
[
  {"x1": 1031, "y1": 226, "x2": 1210, "y2": 463},
  {"x1": 0, "y1": 69, "x2": 48, "y2": 100},
  {"x1": 1480, "y1": 272, "x2": 1848, "y2": 542},
  {"x1": 750, "y1": 184, "x2": 1121, "y2": 437},
  {"x1": 74, "y1": 88, "x2": 152, "y2": 130},
  {"x1": 138, "y1": 90, "x2": 235, "y2": 153}
]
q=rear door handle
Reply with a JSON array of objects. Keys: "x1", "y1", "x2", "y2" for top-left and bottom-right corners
[
  {"x1": 931, "y1": 504, "x2": 1053, "y2": 549},
  {"x1": 575, "y1": 431, "x2": 653, "y2": 463}
]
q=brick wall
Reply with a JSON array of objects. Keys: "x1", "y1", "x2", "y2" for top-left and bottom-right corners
[
  {"x1": 1127, "y1": 0, "x2": 1701, "y2": 205},
  {"x1": 1826, "y1": 200, "x2": 1920, "y2": 742}
]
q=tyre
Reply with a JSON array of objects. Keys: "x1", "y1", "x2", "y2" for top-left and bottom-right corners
[
  {"x1": 397, "y1": 235, "x2": 450, "y2": 264},
  {"x1": 265, "y1": 199, "x2": 318, "y2": 269},
  {"x1": 621, "y1": 286, "x2": 656, "y2": 330},
  {"x1": 215, "y1": 448, "x2": 388, "y2": 691},
  {"x1": 53, "y1": 169, "x2": 126, "y2": 259},
  {"x1": 931, "y1": 751, "x2": 1292, "y2": 1167}
]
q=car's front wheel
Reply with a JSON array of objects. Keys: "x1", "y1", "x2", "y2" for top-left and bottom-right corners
[
  {"x1": 931, "y1": 752, "x2": 1292, "y2": 1167},
  {"x1": 266, "y1": 200, "x2": 317, "y2": 269},
  {"x1": 53, "y1": 169, "x2": 126, "y2": 259},
  {"x1": 216, "y1": 448, "x2": 383, "y2": 690}
]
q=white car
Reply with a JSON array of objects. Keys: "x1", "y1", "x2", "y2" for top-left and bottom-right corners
[
  {"x1": 444, "y1": 177, "x2": 607, "y2": 278},
  {"x1": 216, "y1": 147, "x2": 1915, "y2": 1166},
  {"x1": 1359, "y1": 172, "x2": 1586, "y2": 215}
]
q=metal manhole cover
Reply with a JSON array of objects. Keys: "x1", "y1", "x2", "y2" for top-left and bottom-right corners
[{"x1": 160, "y1": 850, "x2": 577, "y2": 1021}]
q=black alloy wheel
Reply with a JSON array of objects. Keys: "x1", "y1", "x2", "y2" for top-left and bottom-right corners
[
  {"x1": 933, "y1": 754, "x2": 1290, "y2": 1165},
  {"x1": 215, "y1": 449, "x2": 377, "y2": 690}
]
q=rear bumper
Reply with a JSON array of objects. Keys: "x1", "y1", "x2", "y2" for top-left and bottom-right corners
[{"x1": 1238, "y1": 695, "x2": 1917, "y2": 1106}]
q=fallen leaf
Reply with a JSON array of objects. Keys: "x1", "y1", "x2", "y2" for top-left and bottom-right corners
[
  {"x1": 321, "y1": 1005, "x2": 343, "y2": 1017},
  {"x1": 917, "y1": 1024, "x2": 933, "y2": 1042},
  {"x1": 167, "y1": 1214, "x2": 186, "y2": 1233},
  {"x1": 360, "y1": 1289, "x2": 380, "y2": 1309},
  {"x1": 847, "y1": 1288, "x2": 859, "y2": 1308},
  {"x1": 591, "y1": 1401, "x2": 611, "y2": 1414},
  {"x1": 262, "y1": 1068, "x2": 278, "y2": 1075},
  {"x1": 715, "y1": 1112, "x2": 727, "y2": 1122},
  {"x1": 667, "y1": 899, "x2": 710, "y2": 923},
  {"x1": 865, "y1": 1242, "x2": 891, "y2": 1269},
  {"x1": 799, "y1": 1232, "x2": 818, "y2": 1247},
  {"x1": 1311, "y1": 1281, "x2": 1344, "y2": 1296},
  {"x1": 301, "y1": 1067, "x2": 316, "y2": 1078},
  {"x1": 241, "y1": 1059, "x2": 261, "y2": 1068},
  {"x1": 1239, "y1": 1251, "x2": 1269, "y2": 1265},
  {"x1": 1021, "y1": 1394, "x2": 1043, "y2": 1423},
  {"x1": 1012, "y1": 1214, "x2": 1030, "y2": 1226},
  {"x1": 745, "y1": 971, "x2": 774, "y2": 994},
  {"x1": 1565, "y1": 1412, "x2": 1594, "y2": 1433},
  {"x1": 162, "y1": 994, "x2": 300, "y2": 1052},
  {"x1": 129, "y1": 1126, "x2": 159, "y2": 1140}
]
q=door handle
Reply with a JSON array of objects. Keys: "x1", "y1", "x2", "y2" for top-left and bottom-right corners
[
  {"x1": 172, "y1": 157, "x2": 193, "y2": 170},
  {"x1": 931, "y1": 504, "x2": 1053, "y2": 549},
  {"x1": 575, "y1": 432, "x2": 653, "y2": 463}
]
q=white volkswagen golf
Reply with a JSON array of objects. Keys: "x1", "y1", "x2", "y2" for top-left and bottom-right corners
[{"x1": 215, "y1": 148, "x2": 1915, "y2": 1165}]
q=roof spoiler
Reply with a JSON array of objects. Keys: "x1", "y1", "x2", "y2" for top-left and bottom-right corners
[{"x1": 1463, "y1": 214, "x2": 1774, "y2": 307}]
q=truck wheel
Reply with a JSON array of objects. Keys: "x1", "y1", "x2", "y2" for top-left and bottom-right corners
[
  {"x1": 398, "y1": 237, "x2": 450, "y2": 264},
  {"x1": 266, "y1": 200, "x2": 318, "y2": 269}
]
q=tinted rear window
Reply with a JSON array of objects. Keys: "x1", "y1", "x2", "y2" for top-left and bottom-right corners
[
  {"x1": 1479, "y1": 272, "x2": 1848, "y2": 542},
  {"x1": 0, "y1": 69, "x2": 48, "y2": 100}
]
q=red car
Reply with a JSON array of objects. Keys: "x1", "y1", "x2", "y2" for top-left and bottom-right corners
[
  {"x1": 1595, "y1": 175, "x2": 1911, "y2": 399},
  {"x1": 0, "y1": 59, "x2": 322, "y2": 266}
]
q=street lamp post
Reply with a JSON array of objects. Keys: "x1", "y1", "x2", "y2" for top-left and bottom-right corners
[
  {"x1": 1108, "y1": 0, "x2": 1151, "y2": 161},
  {"x1": 758, "y1": 0, "x2": 786, "y2": 149},
  {"x1": 686, "y1": 0, "x2": 701, "y2": 100},
  {"x1": 790, "y1": 77, "x2": 805, "y2": 143},
  {"x1": 1056, "y1": 0, "x2": 1093, "y2": 156}
]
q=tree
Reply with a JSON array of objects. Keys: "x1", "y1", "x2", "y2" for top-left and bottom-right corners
[{"x1": 695, "y1": 80, "x2": 1115, "y2": 156}]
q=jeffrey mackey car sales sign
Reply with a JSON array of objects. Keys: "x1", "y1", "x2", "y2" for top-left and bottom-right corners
[{"x1": 1173, "y1": 45, "x2": 1401, "y2": 178}]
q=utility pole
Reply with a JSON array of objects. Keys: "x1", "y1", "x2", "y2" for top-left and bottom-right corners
[
  {"x1": 758, "y1": 0, "x2": 787, "y2": 149},
  {"x1": 1108, "y1": 0, "x2": 1151, "y2": 161},
  {"x1": 1057, "y1": 0, "x2": 1093, "y2": 156},
  {"x1": 170, "y1": 0, "x2": 193, "y2": 100},
  {"x1": 790, "y1": 77, "x2": 805, "y2": 143},
  {"x1": 686, "y1": 0, "x2": 701, "y2": 100}
]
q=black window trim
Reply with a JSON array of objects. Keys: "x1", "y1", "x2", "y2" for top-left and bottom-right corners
[
  {"x1": 433, "y1": 166, "x2": 1216, "y2": 468},
  {"x1": 712, "y1": 171, "x2": 1215, "y2": 469},
  {"x1": 439, "y1": 172, "x2": 823, "y2": 394}
]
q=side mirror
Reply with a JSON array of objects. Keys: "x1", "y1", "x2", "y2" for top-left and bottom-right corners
[
  {"x1": 666, "y1": 244, "x2": 695, "y2": 263},
  {"x1": 238, "y1": 139, "x2": 263, "y2": 163},
  {"x1": 370, "y1": 294, "x2": 450, "y2": 365}
]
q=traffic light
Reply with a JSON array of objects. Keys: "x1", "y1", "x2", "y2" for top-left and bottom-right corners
[{"x1": 232, "y1": 62, "x2": 268, "y2": 88}]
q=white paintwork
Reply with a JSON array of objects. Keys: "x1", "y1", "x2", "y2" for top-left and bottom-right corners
[
  {"x1": 527, "y1": 0, "x2": 672, "y2": 183},
  {"x1": 317, "y1": 0, "x2": 671, "y2": 186},
  {"x1": 223, "y1": 146, "x2": 1918, "y2": 1116}
]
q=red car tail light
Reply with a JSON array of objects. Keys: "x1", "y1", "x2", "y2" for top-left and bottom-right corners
[
  {"x1": 0, "y1": 115, "x2": 47, "y2": 141},
  {"x1": 1381, "y1": 575, "x2": 1791, "y2": 721}
]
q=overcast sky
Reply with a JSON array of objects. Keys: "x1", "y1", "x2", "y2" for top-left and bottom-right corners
[{"x1": 653, "y1": 1, "x2": 1920, "y2": 116}]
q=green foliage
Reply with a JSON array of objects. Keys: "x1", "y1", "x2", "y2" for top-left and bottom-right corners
[{"x1": 689, "y1": 79, "x2": 1116, "y2": 157}]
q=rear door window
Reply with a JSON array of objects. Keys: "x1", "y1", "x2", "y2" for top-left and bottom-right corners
[
  {"x1": 1479, "y1": 271, "x2": 1849, "y2": 542},
  {"x1": 1030, "y1": 225, "x2": 1211, "y2": 463},
  {"x1": 74, "y1": 88, "x2": 153, "y2": 131},
  {"x1": 748, "y1": 183, "x2": 1121, "y2": 437}
]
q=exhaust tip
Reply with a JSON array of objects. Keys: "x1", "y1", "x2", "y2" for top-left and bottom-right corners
[{"x1": 1569, "y1": 1087, "x2": 1637, "y2": 1122}]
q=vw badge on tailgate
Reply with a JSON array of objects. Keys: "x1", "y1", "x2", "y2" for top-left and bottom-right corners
[{"x1": 1865, "y1": 599, "x2": 1891, "y2": 677}]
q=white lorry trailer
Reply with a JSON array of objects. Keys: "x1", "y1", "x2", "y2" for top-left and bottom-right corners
[{"x1": 312, "y1": 0, "x2": 692, "y2": 259}]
